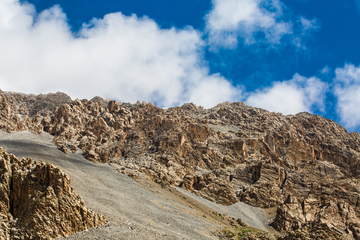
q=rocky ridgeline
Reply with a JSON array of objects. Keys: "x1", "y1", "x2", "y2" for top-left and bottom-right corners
[
  {"x1": 0, "y1": 146, "x2": 104, "y2": 239},
  {"x1": 0, "y1": 90, "x2": 71, "y2": 134},
  {"x1": 1, "y1": 89, "x2": 360, "y2": 239}
]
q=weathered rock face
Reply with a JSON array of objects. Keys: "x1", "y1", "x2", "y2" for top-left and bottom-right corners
[
  {"x1": 1, "y1": 89, "x2": 360, "y2": 239},
  {"x1": 0, "y1": 90, "x2": 71, "y2": 134},
  {"x1": 0, "y1": 146, "x2": 105, "y2": 240},
  {"x1": 277, "y1": 222, "x2": 352, "y2": 240}
]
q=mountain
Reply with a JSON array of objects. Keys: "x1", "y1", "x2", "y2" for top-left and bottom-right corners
[{"x1": 0, "y1": 89, "x2": 359, "y2": 239}]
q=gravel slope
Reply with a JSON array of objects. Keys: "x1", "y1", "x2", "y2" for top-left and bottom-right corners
[{"x1": 0, "y1": 130, "x2": 268, "y2": 239}]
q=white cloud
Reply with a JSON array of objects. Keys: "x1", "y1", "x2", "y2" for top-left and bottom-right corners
[
  {"x1": 334, "y1": 64, "x2": 360, "y2": 129},
  {"x1": 291, "y1": 16, "x2": 319, "y2": 48},
  {"x1": 300, "y1": 17, "x2": 318, "y2": 32},
  {"x1": 205, "y1": 0, "x2": 318, "y2": 49},
  {"x1": 0, "y1": 0, "x2": 242, "y2": 108},
  {"x1": 246, "y1": 73, "x2": 327, "y2": 115},
  {"x1": 321, "y1": 66, "x2": 331, "y2": 75},
  {"x1": 205, "y1": 0, "x2": 292, "y2": 48}
]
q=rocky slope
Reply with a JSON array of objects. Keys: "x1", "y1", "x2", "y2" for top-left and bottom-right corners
[
  {"x1": 1, "y1": 89, "x2": 360, "y2": 239},
  {"x1": 0, "y1": 146, "x2": 104, "y2": 239}
]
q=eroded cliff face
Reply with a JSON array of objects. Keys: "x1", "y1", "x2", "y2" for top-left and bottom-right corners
[
  {"x1": 0, "y1": 146, "x2": 105, "y2": 240},
  {"x1": 1, "y1": 89, "x2": 360, "y2": 239}
]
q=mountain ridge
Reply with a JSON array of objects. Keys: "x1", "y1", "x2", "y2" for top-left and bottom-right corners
[{"x1": 1, "y1": 89, "x2": 359, "y2": 239}]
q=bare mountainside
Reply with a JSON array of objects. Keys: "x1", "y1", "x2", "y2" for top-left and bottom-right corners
[
  {"x1": 1, "y1": 89, "x2": 360, "y2": 239},
  {"x1": 0, "y1": 130, "x2": 271, "y2": 240}
]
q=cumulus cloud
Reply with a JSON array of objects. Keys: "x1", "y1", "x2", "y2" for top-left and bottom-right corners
[
  {"x1": 334, "y1": 64, "x2": 360, "y2": 129},
  {"x1": 205, "y1": 0, "x2": 291, "y2": 48},
  {"x1": 246, "y1": 73, "x2": 327, "y2": 115},
  {"x1": 0, "y1": 0, "x2": 242, "y2": 108},
  {"x1": 205, "y1": 0, "x2": 317, "y2": 49}
]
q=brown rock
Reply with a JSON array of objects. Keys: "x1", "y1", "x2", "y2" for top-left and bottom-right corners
[{"x1": 0, "y1": 146, "x2": 104, "y2": 239}]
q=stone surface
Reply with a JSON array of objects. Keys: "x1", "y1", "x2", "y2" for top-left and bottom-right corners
[
  {"x1": 277, "y1": 222, "x2": 353, "y2": 240},
  {"x1": 0, "y1": 146, "x2": 104, "y2": 240},
  {"x1": 1, "y1": 89, "x2": 360, "y2": 239}
]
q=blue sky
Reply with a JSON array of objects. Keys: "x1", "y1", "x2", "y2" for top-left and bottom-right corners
[{"x1": 1, "y1": 0, "x2": 360, "y2": 132}]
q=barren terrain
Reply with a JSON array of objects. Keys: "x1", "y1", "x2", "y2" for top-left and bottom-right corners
[
  {"x1": 2, "y1": 90, "x2": 359, "y2": 239},
  {"x1": 0, "y1": 130, "x2": 268, "y2": 239}
]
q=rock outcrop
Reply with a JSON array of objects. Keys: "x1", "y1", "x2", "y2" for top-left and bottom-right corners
[
  {"x1": 0, "y1": 90, "x2": 71, "y2": 134},
  {"x1": 1, "y1": 89, "x2": 360, "y2": 239},
  {"x1": 0, "y1": 146, "x2": 104, "y2": 239}
]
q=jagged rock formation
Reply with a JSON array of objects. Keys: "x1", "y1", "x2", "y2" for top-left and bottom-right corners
[
  {"x1": 0, "y1": 90, "x2": 71, "y2": 134},
  {"x1": 0, "y1": 146, "x2": 105, "y2": 239},
  {"x1": 277, "y1": 222, "x2": 351, "y2": 240},
  {"x1": 1, "y1": 89, "x2": 360, "y2": 239}
]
